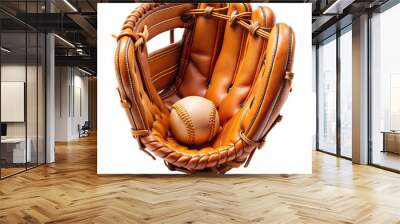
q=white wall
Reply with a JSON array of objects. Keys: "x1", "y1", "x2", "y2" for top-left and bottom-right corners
[
  {"x1": 55, "y1": 66, "x2": 70, "y2": 141},
  {"x1": 69, "y1": 73, "x2": 89, "y2": 138},
  {"x1": 1, "y1": 64, "x2": 42, "y2": 138},
  {"x1": 1, "y1": 63, "x2": 46, "y2": 163},
  {"x1": 55, "y1": 67, "x2": 89, "y2": 141},
  {"x1": 1, "y1": 65, "x2": 26, "y2": 138}
]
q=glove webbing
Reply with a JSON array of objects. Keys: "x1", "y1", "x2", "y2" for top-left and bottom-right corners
[{"x1": 183, "y1": 6, "x2": 271, "y2": 39}]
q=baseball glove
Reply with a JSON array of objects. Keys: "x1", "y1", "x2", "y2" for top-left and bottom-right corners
[{"x1": 114, "y1": 3, "x2": 295, "y2": 174}]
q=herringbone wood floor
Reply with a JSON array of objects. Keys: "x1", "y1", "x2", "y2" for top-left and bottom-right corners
[{"x1": 0, "y1": 135, "x2": 400, "y2": 224}]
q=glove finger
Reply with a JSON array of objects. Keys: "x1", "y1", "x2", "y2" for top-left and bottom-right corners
[
  {"x1": 242, "y1": 23, "x2": 295, "y2": 142},
  {"x1": 178, "y1": 3, "x2": 227, "y2": 97},
  {"x1": 205, "y1": 3, "x2": 252, "y2": 107},
  {"x1": 218, "y1": 6, "x2": 275, "y2": 125}
]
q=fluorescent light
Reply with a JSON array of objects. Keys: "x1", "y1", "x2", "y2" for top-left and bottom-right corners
[
  {"x1": 1, "y1": 47, "x2": 11, "y2": 53},
  {"x1": 323, "y1": 0, "x2": 341, "y2": 14},
  {"x1": 63, "y1": 0, "x2": 78, "y2": 12},
  {"x1": 323, "y1": 0, "x2": 355, "y2": 14},
  {"x1": 78, "y1": 67, "x2": 92, "y2": 76},
  {"x1": 54, "y1": 34, "x2": 75, "y2": 48}
]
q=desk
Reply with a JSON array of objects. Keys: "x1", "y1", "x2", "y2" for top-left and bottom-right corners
[
  {"x1": 382, "y1": 131, "x2": 400, "y2": 154},
  {"x1": 1, "y1": 138, "x2": 31, "y2": 163}
]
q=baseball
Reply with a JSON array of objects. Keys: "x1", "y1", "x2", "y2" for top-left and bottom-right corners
[{"x1": 170, "y1": 96, "x2": 220, "y2": 146}]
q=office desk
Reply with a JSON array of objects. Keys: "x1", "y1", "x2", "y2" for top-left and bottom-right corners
[
  {"x1": 382, "y1": 131, "x2": 400, "y2": 154},
  {"x1": 1, "y1": 138, "x2": 31, "y2": 163}
]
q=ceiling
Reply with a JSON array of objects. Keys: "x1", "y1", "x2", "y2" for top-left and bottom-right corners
[
  {"x1": 0, "y1": 0, "x2": 394, "y2": 75},
  {"x1": 310, "y1": 0, "x2": 390, "y2": 43}
]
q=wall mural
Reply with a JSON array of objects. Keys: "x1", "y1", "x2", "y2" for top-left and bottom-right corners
[{"x1": 97, "y1": 3, "x2": 312, "y2": 174}]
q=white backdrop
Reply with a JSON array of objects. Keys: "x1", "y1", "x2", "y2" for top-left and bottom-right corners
[{"x1": 97, "y1": 3, "x2": 313, "y2": 174}]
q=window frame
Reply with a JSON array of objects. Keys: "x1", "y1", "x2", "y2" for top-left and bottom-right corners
[
  {"x1": 367, "y1": 0, "x2": 400, "y2": 173},
  {"x1": 315, "y1": 23, "x2": 353, "y2": 161}
]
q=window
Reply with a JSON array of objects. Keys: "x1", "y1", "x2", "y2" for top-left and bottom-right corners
[
  {"x1": 370, "y1": 3, "x2": 400, "y2": 171},
  {"x1": 316, "y1": 25, "x2": 353, "y2": 159},
  {"x1": 339, "y1": 27, "x2": 352, "y2": 158},
  {"x1": 0, "y1": 0, "x2": 46, "y2": 179},
  {"x1": 317, "y1": 36, "x2": 337, "y2": 154}
]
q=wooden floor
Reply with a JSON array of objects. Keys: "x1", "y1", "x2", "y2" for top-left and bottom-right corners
[
  {"x1": 1, "y1": 135, "x2": 400, "y2": 223},
  {"x1": 373, "y1": 150, "x2": 400, "y2": 171},
  {"x1": 0, "y1": 167, "x2": 26, "y2": 178}
]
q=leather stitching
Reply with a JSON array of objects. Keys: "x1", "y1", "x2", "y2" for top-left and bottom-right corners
[
  {"x1": 152, "y1": 65, "x2": 178, "y2": 81},
  {"x1": 172, "y1": 103, "x2": 195, "y2": 145},
  {"x1": 146, "y1": 136, "x2": 248, "y2": 173},
  {"x1": 159, "y1": 85, "x2": 178, "y2": 99},
  {"x1": 115, "y1": 42, "x2": 137, "y2": 130},
  {"x1": 117, "y1": 36, "x2": 151, "y2": 133},
  {"x1": 153, "y1": 71, "x2": 177, "y2": 89},
  {"x1": 260, "y1": 6, "x2": 267, "y2": 27},
  {"x1": 246, "y1": 24, "x2": 280, "y2": 135},
  {"x1": 208, "y1": 17, "x2": 224, "y2": 81},
  {"x1": 148, "y1": 44, "x2": 180, "y2": 62},
  {"x1": 176, "y1": 19, "x2": 195, "y2": 91},
  {"x1": 258, "y1": 27, "x2": 292, "y2": 140},
  {"x1": 285, "y1": 29, "x2": 294, "y2": 71},
  {"x1": 148, "y1": 16, "x2": 182, "y2": 34},
  {"x1": 230, "y1": 26, "x2": 248, "y2": 88},
  {"x1": 285, "y1": 29, "x2": 292, "y2": 71},
  {"x1": 239, "y1": 131, "x2": 259, "y2": 147},
  {"x1": 133, "y1": 4, "x2": 189, "y2": 32},
  {"x1": 153, "y1": 69, "x2": 177, "y2": 84},
  {"x1": 126, "y1": 39, "x2": 148, "y2": 130},
  {"x1": 124, "y1": 39, "x2": 144, "y2": 130},
  {"x1": 208, "y1": 104, "x2": 217, "y2": 142}
]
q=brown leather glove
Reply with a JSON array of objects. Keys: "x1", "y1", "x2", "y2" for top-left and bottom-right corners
[{"x1": 114, "y1": 3, "x2": 295, "y2": 174}]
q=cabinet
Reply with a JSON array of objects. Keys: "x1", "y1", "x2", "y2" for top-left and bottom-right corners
[{"x1": 382, "y1": 131, "x2": 400, "y2": 154}]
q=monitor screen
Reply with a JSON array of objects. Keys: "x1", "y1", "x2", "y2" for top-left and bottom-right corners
[{"x1": 1, "y1": 123, "x2": 7, "y2": 137}]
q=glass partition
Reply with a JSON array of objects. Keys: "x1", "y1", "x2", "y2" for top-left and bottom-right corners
[
  {"x1": 317, "y1": 36, "x2": 337, "y2": 154},
  {"x1": 0, "y1": 0, "x2": 46, "y2": 179},
  {"x1": 1, "y1": 30, "x2": 28, "y2": 177},
  {"x1": 38, "y1": 32, "x2": 45, "y2": 165},
  {"x1": 370, "y1": 3, "x2": 400, "y2": 171},
  {"x1": 339, "y1": 27, "x2": 352, "y2": 158},
  {"x1": 27, "y1": 31, "x2": 38, "y2": 169}
]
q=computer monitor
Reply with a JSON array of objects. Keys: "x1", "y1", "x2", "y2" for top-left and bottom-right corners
[{"x1": 1, "y1": 123, "x2": 7, "y2": 137}]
